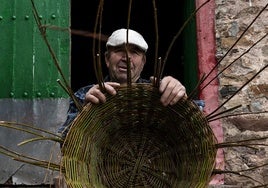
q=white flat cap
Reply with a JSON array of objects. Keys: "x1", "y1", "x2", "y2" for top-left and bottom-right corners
[{"x1": 106, "y1": 28, "x2": 148, "y2": 52}]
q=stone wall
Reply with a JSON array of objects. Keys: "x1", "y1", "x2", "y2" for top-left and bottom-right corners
[{"x1": 215, "y1": 0, "x2": 268, "y2": 186}]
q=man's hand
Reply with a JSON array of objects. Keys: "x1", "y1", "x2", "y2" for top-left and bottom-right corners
[
  {"x1": 152, "y1": 76, "x2": 186, "y2": 106},
  {"x1": 85, "y1": 82, "x2": 120, "y2": 104},
  {"x1": 85, "y1": 76, "x2": 186, "y2": 106}
]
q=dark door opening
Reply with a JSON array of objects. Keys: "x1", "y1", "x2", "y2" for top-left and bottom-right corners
[{"x1": 71, "y1": 1, "x2": 195, "y2": 92}]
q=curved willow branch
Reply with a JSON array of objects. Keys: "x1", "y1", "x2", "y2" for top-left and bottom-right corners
[
  {"x1": 0, "y1": 145, "x2": 61, "y2": 172},
  {"x1": 0, "y1": 121, "x2": 63, "y2": 141}
]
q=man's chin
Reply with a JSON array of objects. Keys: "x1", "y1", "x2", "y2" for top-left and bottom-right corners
[
  {"x1": 115, "y1": 76, "x2": 128, "y2": 84},
  {"x1": 114, "y1": 73, "x2": 137, "y2": 83}
]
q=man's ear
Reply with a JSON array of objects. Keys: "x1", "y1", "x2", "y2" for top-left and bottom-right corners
[
  {"x1": 105, "y1": 52, "x2": 110, "y2": 68},
  {"x1": 143, "y1": 55, "x2": 146, "y2": 65}
]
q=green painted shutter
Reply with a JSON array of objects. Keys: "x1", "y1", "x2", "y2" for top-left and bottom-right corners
[
  {"x1": 0, "y1": 0, "x2": 70, "y2": 99},
  {"x1": 183, "y1": 0, "x2": 198, "y2": 95}
]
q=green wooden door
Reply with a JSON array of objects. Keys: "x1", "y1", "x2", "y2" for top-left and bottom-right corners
[
  {"x1": 183, "y1": 0, "x2": 198, "y2": 95},
  {"x1": 0, "y1": 0, "x2": 70, "y2": 99}
]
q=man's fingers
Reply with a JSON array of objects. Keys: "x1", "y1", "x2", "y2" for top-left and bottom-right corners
[
  {"x1": 104, "y1": 82, "x2": 120, "y2": 95},
  {"x1": 159, "y1": 76, "x2": 186, "y2": 106},
  {"x1": 85, "y1": 93, "x2": 101, "y2": 104},
  {"x1": 169, "y1": 88, "x2": 187, "y2": 105},
  {"x1": 159, "y1": 76, "x2": 171, "y2": 93},
  {"x1": 85, "y1": 82, "x2": 120, "y2": 104},
  {"x1": 85, "y1": 86, "x2": 106, "y2": 103},
  {"x1": 160, "y1": 81, "x2": 176, "y2": 106}
]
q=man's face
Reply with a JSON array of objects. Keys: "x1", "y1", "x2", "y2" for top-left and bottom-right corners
[{"x1": 105, "y1": 44, "x2": 146, "y2": 83}]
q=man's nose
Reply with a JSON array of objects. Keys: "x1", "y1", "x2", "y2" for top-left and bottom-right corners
[{"x1": 122, "y1": 53, "x2": 132, "y2": 60}]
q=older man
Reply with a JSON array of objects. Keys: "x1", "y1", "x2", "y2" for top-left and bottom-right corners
[{"x1": 59, "y1": 28, "x2": 186, "y2": 137}]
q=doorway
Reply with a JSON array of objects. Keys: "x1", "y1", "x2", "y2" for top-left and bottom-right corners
[{"x1": 70, "y1": 0, "x2": 197, "y2": 92}]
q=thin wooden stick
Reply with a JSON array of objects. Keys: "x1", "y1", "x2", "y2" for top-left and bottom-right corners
[{"x1": 30, "y1": 0, "x2": 82, "y2": 111}]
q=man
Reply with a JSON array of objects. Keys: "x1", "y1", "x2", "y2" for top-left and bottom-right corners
[{"x1": 59, "y1": 28, "x2": 186, "y2": 137}]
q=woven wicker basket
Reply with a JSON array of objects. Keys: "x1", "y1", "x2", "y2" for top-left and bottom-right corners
[{"x1": 61, "y1": 83, "x2": 217, "y2": 188}]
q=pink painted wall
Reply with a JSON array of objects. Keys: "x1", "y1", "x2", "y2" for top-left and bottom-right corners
[{"x1": 195, "y1": 0, "x2": 225, "y2": 185}]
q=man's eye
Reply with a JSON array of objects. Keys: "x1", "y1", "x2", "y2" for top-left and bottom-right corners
[{"x1": 130, "y1": 50, "x2": 140, "y2": 54}]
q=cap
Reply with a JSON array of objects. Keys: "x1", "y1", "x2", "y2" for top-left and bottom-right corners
[{"x1": 106, "y1": 28, "x2": 148, "y2": 52}]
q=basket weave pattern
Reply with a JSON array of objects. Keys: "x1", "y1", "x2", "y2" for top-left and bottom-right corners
[{"x1": 62, "y1": 83, "x2": 217, "y2": 188}]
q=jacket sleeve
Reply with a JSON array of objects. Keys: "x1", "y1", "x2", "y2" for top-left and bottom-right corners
[{"x1": 58, "y1": 85, "x2": 93, "y2": 138}]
